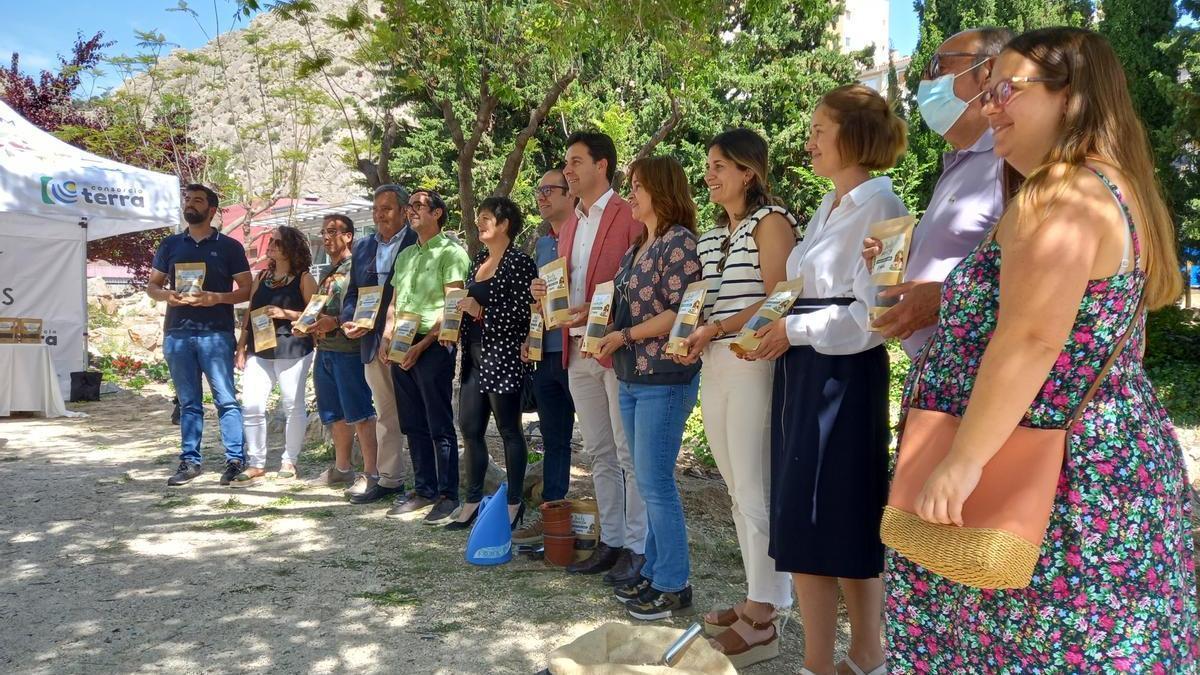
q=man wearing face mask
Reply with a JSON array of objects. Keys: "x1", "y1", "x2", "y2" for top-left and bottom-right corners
[{"x1": 865, "y1": 27, "x2": 1013, "y2": 358}]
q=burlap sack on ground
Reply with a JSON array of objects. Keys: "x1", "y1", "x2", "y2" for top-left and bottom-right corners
[{"x1": 547, "y1": 623, "x2": 736, "y2": 675}]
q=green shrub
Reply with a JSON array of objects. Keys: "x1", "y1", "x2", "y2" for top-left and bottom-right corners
[
  {"x1": 1144, "y1": 307, "x2": 1200, "y2": 427},
  {"x1": 683, "y1": 401, "x2": 716, "y2": 468}
]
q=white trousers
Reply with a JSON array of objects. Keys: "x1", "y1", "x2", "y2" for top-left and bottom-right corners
[
  {"x1": 363, "y1": 355, "x2": 410, "y2": 488},
  {"x1": 243, "y1": 353, "x2": 313, "y2": 468},
  {"x1": 567, "y1": 340, "x2": 647, "y2": 553},
  {"x1": 701, "y1": 344, "x2": 793, "y2": 608}
]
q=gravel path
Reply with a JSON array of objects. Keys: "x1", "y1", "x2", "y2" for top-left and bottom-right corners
[{"x1": 0, "y1": 386, "x2": 835, "y2": 674}]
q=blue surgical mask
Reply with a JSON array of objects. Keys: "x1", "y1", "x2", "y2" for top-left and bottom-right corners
[{"x1": 916, "y1": 59, "x2": 987, "y2": 136}]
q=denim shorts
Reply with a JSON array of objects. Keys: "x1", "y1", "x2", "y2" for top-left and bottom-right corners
[{"x1": 313, "y1": 349, "x2": 376, "y2": 425}]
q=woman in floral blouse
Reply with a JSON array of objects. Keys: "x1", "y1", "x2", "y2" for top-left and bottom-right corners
[{"x1": 593, "y1": 155, "x2": 703, "y2": 622}]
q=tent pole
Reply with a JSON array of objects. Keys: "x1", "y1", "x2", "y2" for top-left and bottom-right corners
[{"x1": 79, "y1": 217, "x2": 89, "y2": 379}]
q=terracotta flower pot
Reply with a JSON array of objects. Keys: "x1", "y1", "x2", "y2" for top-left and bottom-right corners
[
  {"x1": 540, "y1": 499, "x2": 574, "y2": 536},
  {"x1": 544, "y1": 533, "x2": 577, "y2": 567}
]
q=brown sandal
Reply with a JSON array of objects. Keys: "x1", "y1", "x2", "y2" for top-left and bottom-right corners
[
  {"x1": 702, "y1": 605, "x2": 743, "y2": 636},
  {"x1": 709, "y1": 614, "x2": 780, "y2": 668}
]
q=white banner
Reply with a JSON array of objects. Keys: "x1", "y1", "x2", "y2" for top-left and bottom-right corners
[
  {"x1": 0, "y1": 100, "x2": 180, "y2": 240},
  {"x1": 0, "y1": 223, "x2": 85, "y2": 395}
]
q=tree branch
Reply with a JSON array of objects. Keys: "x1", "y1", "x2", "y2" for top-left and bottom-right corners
[
  {"x1": 613, "y1": 95, "x2": 683, "y2": 188},
  {"x1": 494, "y1": 65, "x2": 579, "y2": 197}
]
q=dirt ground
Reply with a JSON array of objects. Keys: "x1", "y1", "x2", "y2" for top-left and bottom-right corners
[{"x1": 0, "y1": 384, "x2": 849, "y2": 674}]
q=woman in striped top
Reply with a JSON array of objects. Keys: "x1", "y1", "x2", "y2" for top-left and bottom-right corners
[{"x1": 673, "y1": 128, "x2": 798, "y2": 668}]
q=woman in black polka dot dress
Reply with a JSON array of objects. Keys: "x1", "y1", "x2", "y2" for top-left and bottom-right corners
[{"x1": 445, "y1": 196, "x2": 539, "y2": 531}]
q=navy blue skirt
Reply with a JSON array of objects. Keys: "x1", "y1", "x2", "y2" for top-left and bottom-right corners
[{"x1": 768, "y1": 342, "x2": 890, "y2": 578}]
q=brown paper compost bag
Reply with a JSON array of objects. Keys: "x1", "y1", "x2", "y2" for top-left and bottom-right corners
[
  {"x1": 526, "y1": 304, "x2": 544, "y2": 362},
  {"x1": 248, "y1": 309, "x2": 276, "y2": 353},
  {"x1": 175, "y1": 262, "x2": 205, "y2": 296},
  {"x1": 18, "y1": 318, "x2": 42, "y2": 344},
  {"x1": 439, "y1": 288, "x2": 468, "y2": 342},
  {"x1": 249, "y1": 308, "x2": 277, "y2": 352},
  {"x1": 387, "y1": 312, "x2": 421, "y2": 362},
  {"x1": 0, "y1": 317, "x2": 16, "y2": 343},
  {"x1": 351, "y1": 285, "x2": 384, "y2": 329},
  {"x1": 665, "y1": 281, "x2": 707, "y2": 356},
  {"x1": 292, "y1": 294, "x2": 327, "y2": 334},
  {"x1": 868, "y1": 215, "x2": 917, "y2": 327},
  {"x1": 581, "y1": 281, "x2": 615, "y2": 355},
  {"x1": 540, "y1": 257, "x2": 572, "y2": 329},
  {"x1": 730, "y1": 278, "x2": 805, "y2": 356}
]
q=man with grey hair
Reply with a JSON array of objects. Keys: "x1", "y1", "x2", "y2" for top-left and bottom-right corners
[
  {"x1": 339, "y1": 183, "x2": 418, "y2": 503},
  {"x1": 865, "y1": 27, "x2": 1014, "y2": 357}
]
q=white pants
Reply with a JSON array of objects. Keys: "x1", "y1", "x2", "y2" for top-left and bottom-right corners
[
  {"x1": 363, "y1": 355, "x2": 410, "y2": 488},
  {"x1": 243, "y1": 353, "x2": 313, "y2": 469},
  {"x1": 701, "y1": 344, "x2": 793, "y2": 608},
  {"x1": 567, "y1": 339, "x2": 647, "y2": 553}
]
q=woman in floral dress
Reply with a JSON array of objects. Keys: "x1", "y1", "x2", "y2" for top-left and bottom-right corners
[{"x1": 885, "y1": 27, "x2": 1198, "y2": 672}]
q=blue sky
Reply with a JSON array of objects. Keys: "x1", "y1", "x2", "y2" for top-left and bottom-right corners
[{"x1": 3, "y1": 0, "x2": 921, "y2": 92}]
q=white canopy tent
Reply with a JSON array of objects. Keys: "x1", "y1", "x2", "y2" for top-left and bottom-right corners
[{"x1": 0, "y1": 100, "x2": 181, "y2": 395}]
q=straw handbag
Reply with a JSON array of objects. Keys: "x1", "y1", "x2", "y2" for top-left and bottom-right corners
[{"x1": 881, "y1": 297, "x2": 1143, "y2": 589}]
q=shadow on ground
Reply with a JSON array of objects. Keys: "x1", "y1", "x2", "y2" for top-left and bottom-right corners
[{"x1": 0, "y1": 387, "x2": 844, "y2": 674}]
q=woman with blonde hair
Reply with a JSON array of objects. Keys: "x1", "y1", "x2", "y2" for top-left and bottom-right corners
[
  {"x1": 885, "y1": 27, "x2": 1197, "y2": 671},
  {"x1": 747, "y1": 84, "x2": 908, "y2": 675}
]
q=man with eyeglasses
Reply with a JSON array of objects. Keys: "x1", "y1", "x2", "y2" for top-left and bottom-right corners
[
  {"x1": 864, "y1": 27, "x2": 1014, "y2": 358},
  {"x1": 514, "y1": 168, "x2": 580, "y2": 546},
  {"x1": 378, "y1": 188, "x2": 470, "y2": 526},
  {"x1": 306, "y1": 214, "x2": 381, "y2": 491},
  {"x1": 339, "y1": 184, "x2": 418, "y2": 503}
]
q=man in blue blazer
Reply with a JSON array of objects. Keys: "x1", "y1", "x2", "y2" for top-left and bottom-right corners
[{"x1": 339, "y1": 183, "x2": 418, "y2": 504}]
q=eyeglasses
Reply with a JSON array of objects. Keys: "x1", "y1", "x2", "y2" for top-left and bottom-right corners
[
  {"x1": 268, "y1": 238, "x2": 281, "y2": 248},
  {"x1": 407, "y1": 202, "x2": 428, "y2": 212},
  {"x1": 535, "y1": 185, "x2": 569, "y2": 198},
  {"x1": 979, "y1": 77, "x2": 1060, "y2": 109},
  {"x1": 923, "y1": 51, "x2": 988, "y2": 80}
]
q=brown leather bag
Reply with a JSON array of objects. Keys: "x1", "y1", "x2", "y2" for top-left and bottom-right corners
[{"x1": 881, "y1": 296, "x2": 1144, "y2": 589}]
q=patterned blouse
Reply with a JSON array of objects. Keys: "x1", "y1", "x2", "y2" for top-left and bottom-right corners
[
  {"x1": 460, "y1": 244, "x2": 538, "y2": 394},
  {"x1": 611, "y1": 225, "x2": 703, "y2": 385}
]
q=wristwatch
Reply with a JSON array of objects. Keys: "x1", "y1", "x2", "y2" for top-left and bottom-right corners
[{"x1": 712, "y1": 319, "x2": 727, "y2": 338}]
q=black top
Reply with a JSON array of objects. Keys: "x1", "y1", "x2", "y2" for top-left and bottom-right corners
[
  {"x1": 151, "y1": 230, "x2": 250, "y2": 333},
  {"x1": 459, "y1": 245, "x2": 538, "y2": 394},
  {"x1": 462, "y1": 277, "x2": 492, "y2": 346},
  {"x1": 248, "y1": 272, "x2": 313, "y2": 359}
]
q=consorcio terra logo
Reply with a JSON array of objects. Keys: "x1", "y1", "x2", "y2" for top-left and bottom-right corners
[
  {"x1": 41, "y1": 176, "x2": 79, "y2": 204},
  {"x1": 40, "y1": 176, "x2": 147, "y2": 208}
]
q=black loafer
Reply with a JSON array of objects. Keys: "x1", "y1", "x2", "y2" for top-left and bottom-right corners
[
  {"x1": 604, "y1": 550, "x2": 645, "y2": 586},
  {"x1": 566, "y1": 542, "x2": 621, "y2": 575},
  {"x1": 349, "y1": 482, "x2": 405, "y2": 505}
]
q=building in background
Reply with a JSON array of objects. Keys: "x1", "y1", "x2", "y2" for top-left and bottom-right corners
[{"x1": 839, "y1": 0, "x2": 891, "y2": 67}]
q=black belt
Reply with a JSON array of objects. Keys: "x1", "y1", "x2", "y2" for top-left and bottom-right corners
[{"x1": 787, "y1": 297, "x2": 854, "y2": 315}]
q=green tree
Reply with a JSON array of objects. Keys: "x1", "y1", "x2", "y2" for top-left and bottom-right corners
[{"x1": 1161, "y1": 0, "x2": 1200, "y2": 250}]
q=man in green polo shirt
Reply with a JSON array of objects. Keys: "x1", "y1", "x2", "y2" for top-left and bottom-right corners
[{"x1": 379, "y1": 189, "x2": 470, "y2": 525}]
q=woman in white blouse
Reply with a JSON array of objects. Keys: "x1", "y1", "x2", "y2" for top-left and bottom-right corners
[{"x1": 746, "y1": 84, "x2": 908, "y2": 675}]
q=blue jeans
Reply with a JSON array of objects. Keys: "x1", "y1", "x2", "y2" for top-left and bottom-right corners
[
  {"x1": 394, "y1": 340, "x2": 459, "y2": 500},
  {"x1": 532, "y1": 351, "x2": 575, "y2": 502},
  {"x1": 314, "y1": 350, "x2": 376, "y2": 425},
  {"x1": 618, "y1": 375, "x2": 699, "y2": 593},
  {"x1": 163, "y1": 329, "x2": 244, "y2": 465}
]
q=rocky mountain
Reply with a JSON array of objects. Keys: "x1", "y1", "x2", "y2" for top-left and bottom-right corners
[{"x1": 124, "y1": 0, "x2": 383, "y2": 204}]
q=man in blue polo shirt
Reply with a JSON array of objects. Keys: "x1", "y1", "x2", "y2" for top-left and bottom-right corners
[{"x1": 147, "y1": 184, "x2": 253, "y2": 487}]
